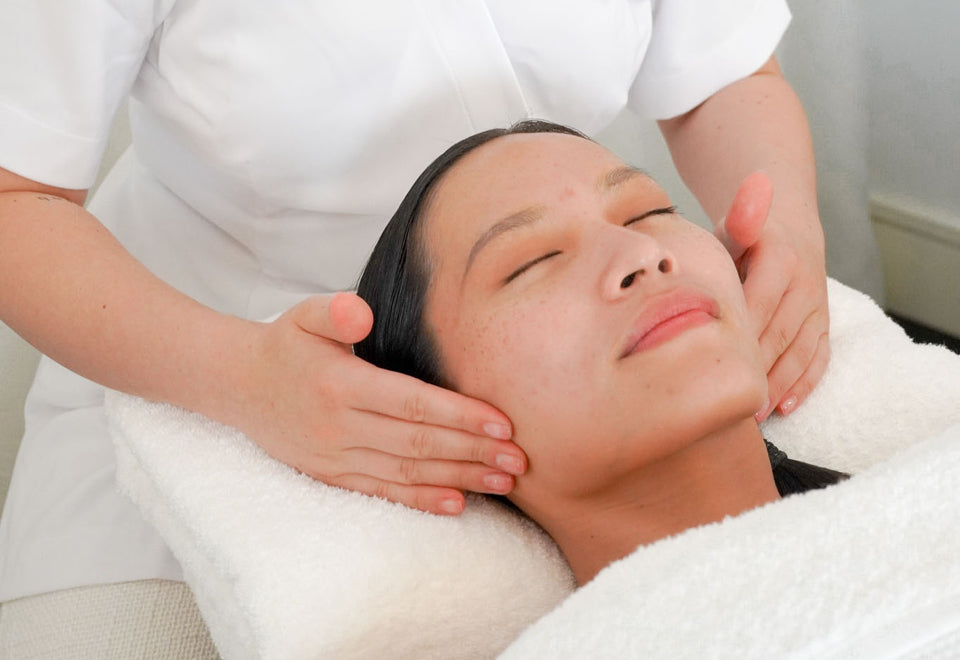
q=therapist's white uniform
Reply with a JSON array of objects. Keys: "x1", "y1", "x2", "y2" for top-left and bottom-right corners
[{"x1": 0, "y1": 0, "x2": 790, "y2": 602}]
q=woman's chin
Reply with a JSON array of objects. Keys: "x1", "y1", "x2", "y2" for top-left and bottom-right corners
[{"x1": 632, "y1": 356, "x2": 766, "y2": 452}]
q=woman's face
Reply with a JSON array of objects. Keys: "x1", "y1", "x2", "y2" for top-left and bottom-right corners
[{"x1": 422, "y1": 133, "x2": 767, "y2": 498}]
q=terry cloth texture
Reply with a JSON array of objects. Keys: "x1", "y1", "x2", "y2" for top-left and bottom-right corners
[{"x1": 500, "y1": 422, "x2": 960, "y2": 659}]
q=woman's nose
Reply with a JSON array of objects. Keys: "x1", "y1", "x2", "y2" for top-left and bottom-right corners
[{"x1": 599, "y1": 230, "x2": 676, "y2": 301}]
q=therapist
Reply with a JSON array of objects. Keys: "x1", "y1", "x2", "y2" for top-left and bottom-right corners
[{"x1": 0, "y1": 0, "x2": 828, "y2": 653}]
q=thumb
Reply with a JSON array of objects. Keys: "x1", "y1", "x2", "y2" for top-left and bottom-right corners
[
  {"x1": 288, "y1": 292, "x2": 374, "y2": 345},
  {"x1": 715, "y1": 171, "x2": 773, "y2": 261}
]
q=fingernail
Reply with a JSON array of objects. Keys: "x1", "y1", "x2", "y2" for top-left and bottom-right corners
[
  {"x1": 754, "y1": 399, "x2": 770, "y2": 422},
  {"x1": 779, "y1": 396, "x2": 798, "y2": 416},
  {"x1": 439, "y1": 499, "x2": 463, "y2": 515},
  {"x1": 496, "y1": 454, "x2": 525, "y2": 475},
  {"x1": 482, "y1": 473, "x2": 513, "y2": 493},
  {"x1": 483, "y1": 422, "x2": 512, "y2": 440}
]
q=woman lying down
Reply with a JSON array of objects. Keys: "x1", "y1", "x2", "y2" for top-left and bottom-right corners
[{"x1": 354, "y1": 120, "x2": 846, "y2": 585}]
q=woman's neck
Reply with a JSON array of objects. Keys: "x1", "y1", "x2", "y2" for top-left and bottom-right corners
[{"x1": 534, "y1": 417, "x2": 779, "y2": 585}]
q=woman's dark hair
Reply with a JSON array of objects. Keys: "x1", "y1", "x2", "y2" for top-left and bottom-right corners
[
  {"x1": 355, "y1": 118, "x2": 848, "y2": 497},
  {"x1": 765, "y1": 441, "x2": 848, "y2": 496},
  {"x1": 355, "y1": 119, "x2": 585, "y2": 387}
]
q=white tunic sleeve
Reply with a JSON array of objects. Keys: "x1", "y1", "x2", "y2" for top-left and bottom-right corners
[
  {"x1": 0, "y1": 0, "x2": 174, "y2": 189},
  {"x1": 629, "y1": 0, "x2": 792, "y2": 119}
]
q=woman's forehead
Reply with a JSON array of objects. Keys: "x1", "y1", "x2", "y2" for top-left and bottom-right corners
[{"x1": 426, "y1": 133, "x2": 624, "y2": 235}]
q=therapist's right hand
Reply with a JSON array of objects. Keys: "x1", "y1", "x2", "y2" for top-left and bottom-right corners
[{"x1": 240, "y1": 292, "x2": 525, "y2": 516}]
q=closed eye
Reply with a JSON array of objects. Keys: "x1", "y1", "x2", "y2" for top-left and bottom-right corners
[
  {"x1": 501, "y1": 206, "x2": 675, "y2": 285},
  {"x1": 503, "y1": 250, "x2": 562, "y2": 285},
  {"x1": 624, "y1": 205, "x2": 677, "y2": 227}
]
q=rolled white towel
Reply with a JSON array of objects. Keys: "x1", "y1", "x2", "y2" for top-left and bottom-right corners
[{"x1": 110, "y1": 398, "x2": 573, "y2": 660}]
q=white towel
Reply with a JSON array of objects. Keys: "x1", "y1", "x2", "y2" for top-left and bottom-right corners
[
  {"x1": 499, "y1": 421, "x2": 960, "y2": 660},
  {"x1": 107, "y1": 278, "x2": 960, "y2": 659},
  {"x1": 761, "y1": 282, "x2": 960, "y2": 474},
  {"x1": 110, "y1": 406, "x2": 572, "y2": 660}
]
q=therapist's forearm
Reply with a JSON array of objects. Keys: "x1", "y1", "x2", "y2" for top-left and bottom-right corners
[
  {"x1": 658, "y1": 57, "x2": 821, "y2": 239},
  {"x1": 0, "y1": 182, "x2": 260, "y2": 422}
]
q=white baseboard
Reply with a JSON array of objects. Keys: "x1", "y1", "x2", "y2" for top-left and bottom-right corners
[{"x1": 869, "y1": 194, "x2": 960, "y2": 337}]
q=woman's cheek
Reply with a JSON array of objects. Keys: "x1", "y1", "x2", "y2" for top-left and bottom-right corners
[
  {"x1": 679, "y1": 226, "x2": 752, "y2": 326},
  {"x1": 460, "y1": 300, "x2": 592, "y2": 415},
  {"x1": 443, "y1": 305, "x2": 539, "y2": 399}
]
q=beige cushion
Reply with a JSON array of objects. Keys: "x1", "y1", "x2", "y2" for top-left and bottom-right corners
[{"x1": 0, "y1": 579, "x2": 219, "y2": 660}]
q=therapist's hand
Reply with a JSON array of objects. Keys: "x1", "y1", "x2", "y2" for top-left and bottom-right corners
[
  {"x1": 240, "y1": 292, "x2": 525, "y2": 515},
  {"x1": 716, "y1": 172, "x2": 830, "y2": 422}
]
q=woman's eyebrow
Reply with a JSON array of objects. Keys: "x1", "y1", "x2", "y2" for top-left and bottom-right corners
[
  {"x1": 463, "y1": 205, "x2": 545, "y2": 279},
  {"x1": 600, "y1": 165, "x2": 651, "y2": 191}
]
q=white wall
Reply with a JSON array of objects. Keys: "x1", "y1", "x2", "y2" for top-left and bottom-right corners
[
  {"x1": 865, "y1": 1, "x2": 960, "y2": 220},
  {"x1": 863, "y1": 1, "x2": 960, "y2": 334}
]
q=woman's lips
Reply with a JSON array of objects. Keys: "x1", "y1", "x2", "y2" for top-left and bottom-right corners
[{"x1": 619, "y1": 289, "x2": 720, "y2": 358}]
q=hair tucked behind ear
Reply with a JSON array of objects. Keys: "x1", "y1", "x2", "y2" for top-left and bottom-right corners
[{"x1": 354, "y1": 120, "x2": 586, "y2": 385}]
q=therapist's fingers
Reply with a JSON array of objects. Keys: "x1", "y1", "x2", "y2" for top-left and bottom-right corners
[
  {"x1": 325, "y1": 473, "x2": 470, "y2": 515},
  {"x1": 756, "y1": 285, "x2": 812, "y2": 374},
  {"x1": 345, "y1": 360, "x2": 515, "y2": 444},
  {"x1": 344, "y1": 410, "x2": 525, "y2": 473},
  {"x1": 783, "y1": 332, "x2": 830, "y2": 415},
  {"x1": 759, "y1": 329, "x2": 830, "y2": 422},
  {"x1": 246, "y1": 293, "x2": 524, "y2": 515},
  {"x1": 336, "y1": 448, "x2": 516, "y2": 496},
  {"x1": 287, "y1": 292, "x2": 517, "y2": 446},
  {"x1": 740, "y1": 243, "x2": 795, "y2": 340},
  {"x1": 737, "y1": 207, "x2": 830, "y2": 422},
  {"x1": 755, "y1": 285, "x2": 829, "y2": 420}
]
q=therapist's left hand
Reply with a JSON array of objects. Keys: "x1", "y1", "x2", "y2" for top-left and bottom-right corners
[{"x1": 716, "y1": 172, "x2": 830, "y2": 422}]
